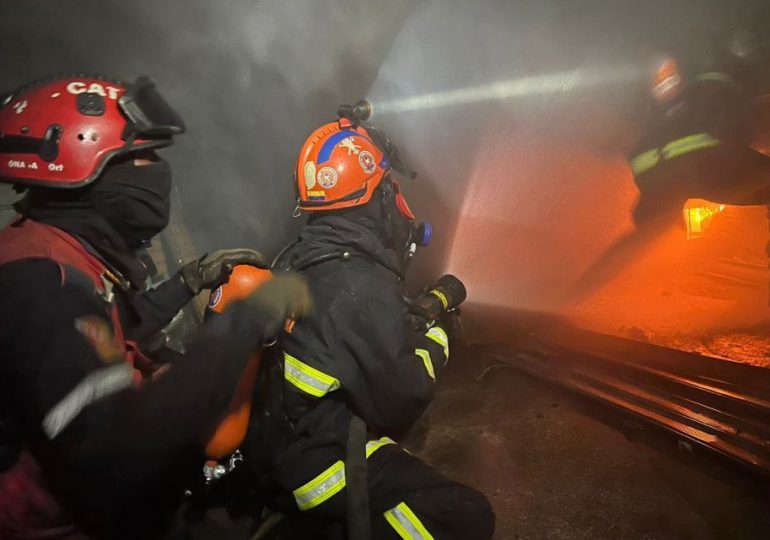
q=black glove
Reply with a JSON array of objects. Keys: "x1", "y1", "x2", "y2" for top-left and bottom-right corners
[
  {"x1": 239, "y1": 272, "x2": 313, "y2": 343},
  {"x1": 181, "y1": 249, "x2": 267, "y2": 294}
]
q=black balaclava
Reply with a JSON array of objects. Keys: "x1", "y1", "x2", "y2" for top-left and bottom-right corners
[
  {"x1": 22, "y1": 156, "x2": 172, "y2": 287},
  {"x1": 87, "y1": 157, "x2": 172, "y2": 249}
]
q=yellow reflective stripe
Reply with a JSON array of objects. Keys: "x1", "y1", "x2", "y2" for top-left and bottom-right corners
[
  {"x1": 631, "y1": 133, "x2": 720, "y2": 176},
  {"x1": 429, "y1": 289, "x2": 449, "y2": 310},
  {"x1": 366, "y1": 436, "x2": 396, "y2": 458},
  {"x1": 293, "y1": 460, "x2": 346, "y2": 510},
  {"x1": 415, "y1": 349, "x2": 435, "y2": 381},
  {"x1": 629, "y1": 148, "x2": 660, "y2": 176},
  {"x1": 693, "y1": 71, "x2": 736, "y2": 85},
  {"x1": 661, "y1": 132, "x2": 720, "y2": 160},
  {"x1": 294, "y1": 438, "x2": 397, "y2": 511},
  {"x1": 425, "y1": 327, "x2": 449, "y2": 358},
  {"x1": 284, "y1": 352, "x2": 340, "y2": 398},
  {"x1": 384, "y1": 502, "x2": 435, "y2": 540}
]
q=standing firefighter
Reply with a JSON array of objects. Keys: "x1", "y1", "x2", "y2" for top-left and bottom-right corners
[
  {"x1": 0, "y1": 75, "x2": 311, "y2": 539},
  {"x1": 246, "y1": 112, "x2": 494, "y2": 539},
  {"x1": 630, "y1": 33, "x2": 770, "y2": 225},
  {"x1": 575, "y1": 32, "x2": 770, "y2": 292}
]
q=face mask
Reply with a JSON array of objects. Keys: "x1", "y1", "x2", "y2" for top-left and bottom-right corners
[
  {"x1": 88, "y1": 158, "x2": 172, "y2": 249},
  {"x1": 381, "y1": 178, "x2": 432, "y2": 270}
]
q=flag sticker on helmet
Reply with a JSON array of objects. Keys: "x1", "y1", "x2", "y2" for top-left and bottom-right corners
[
  {"x1": 304, "y1": 161, "x2": 317, "y2": 189},
  {"x1": 359, "y1": 151, "x2": 376, "y2": 174},
  {"x1": 317, "y1": 166, "x2": 338, "y2": 188},
  {"x1": 307, "y1": 190, "x2": 326, "y2": 201}
]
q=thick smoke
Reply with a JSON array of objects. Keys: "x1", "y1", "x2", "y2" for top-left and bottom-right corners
[
  {"x1": 2, "y1": 0, "x2": 770, "y2": 331},
  {"x1": 363, "y1": 0, "x2": 770, "y2": 311},
  {"x1": 0, "y1": 0, "x2": 412, "y2": 265}
]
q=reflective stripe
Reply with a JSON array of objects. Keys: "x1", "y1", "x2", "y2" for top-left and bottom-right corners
[
  {"x1": 694, "y1": 71, "x2": 736, "y2": 85},
  {"x1": 293, "y1": 460, "x2": 346, "y2": 511},
  {"x1": 365, "y1": 436, "x2": 396, "y2": 458},
  {"x1": 429, "y1": 289, "x2": 449, "y2": 310},
  {"x1": 384, "y1": 502, "x2": 435, "y2": 540},
  {"x1": 661, "y1": 132, "x2": 720, "y2": 160},
  {"x1": 629, "y1": 148, "x2": 660, "y2": 176},
  {"x1": 284, "y1": 352, "x2": 340, "y2": 398},
  {"x1": 425, "y1": 327, "x2": 449, "y2": 358},
  {"x1": 42, "y1": 363, "x2": 135, "y2": 439},
  {"x1": 630, "y1": 132, "x2": 720, "y2": 176},
  {"x1": 293, "y1": 438, "x2": 396, "y2": 511},
  {"x1": 415, "y1": 349, "x2": 435, "y2": 381}
]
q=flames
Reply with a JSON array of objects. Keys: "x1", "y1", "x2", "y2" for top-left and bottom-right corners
[{"x1": 682, "y1": 199, "x2": 726, "y2": 240}]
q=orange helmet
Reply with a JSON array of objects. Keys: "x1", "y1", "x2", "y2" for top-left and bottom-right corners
[
  {"x1": 651, "y1": 57, "x2": 684, "y2": 103},
  {"x1": 295, "y1": 118, "x2": 391, "y2": 212}
]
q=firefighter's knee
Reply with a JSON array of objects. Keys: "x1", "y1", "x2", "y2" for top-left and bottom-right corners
[
  {"x1": 434, "y1": 484, "x2": 495, "y2": 539},
  {"x1": 459, "y1": 485, "x2": 495, "y2": 539}
]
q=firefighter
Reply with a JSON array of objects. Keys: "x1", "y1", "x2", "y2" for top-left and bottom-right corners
[
  {"x1": 0, "y1": 75, "x2": 311, "y2": 539},
  {"x1": 574, "y1": 32, "x2": 770, "y2": 293},
  {"x1": 629, "y1": 32, "x2": 770, "y2": 225},
  {"x1": 244, "y1": 117, "x2": 495, "y2": 539}
]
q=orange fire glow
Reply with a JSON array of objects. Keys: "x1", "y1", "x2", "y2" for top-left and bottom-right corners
[{"x1": 682, "y1": 199, "x2": 726, "y2": 240}]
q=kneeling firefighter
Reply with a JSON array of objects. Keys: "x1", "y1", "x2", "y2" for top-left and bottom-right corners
[
  {"x1": 244, "y1": 109, "x2": 495, "y2": 539},
  {"x1": 0, "y1": 75, "x2": 311, "y2": 539}
]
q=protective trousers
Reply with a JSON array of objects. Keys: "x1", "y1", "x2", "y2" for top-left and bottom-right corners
[
  {"x1": 259, "y1": 401, "x2": 494, "y2": 540},
  {"x1": 279, "y1": 439, "x2": 494, "y2": 539}
]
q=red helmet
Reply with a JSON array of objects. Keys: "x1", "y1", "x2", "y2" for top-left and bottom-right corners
[
  {"x1": 295, "y1": 118, "x2": 391, "y2": 212},
  {"x1": 0, "y1": 75, "x2": 185, "y2": 188}
]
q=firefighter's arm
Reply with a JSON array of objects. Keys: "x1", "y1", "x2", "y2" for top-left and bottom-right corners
[
  {"x1": 124, "y1": 272, "x2": 194, "y2": 343},
  {"x1": 126, "y1": 248, "x2": 268, "y2": 343},
  {"x1": 0, "y1": 261, "x2": 308, "y2": 525},
  {"x1": 347, "y1": 294, "x2": 449, "y2": 434}
]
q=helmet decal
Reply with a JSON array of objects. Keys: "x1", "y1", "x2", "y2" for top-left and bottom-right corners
[
  {"x1": 317, "y1": 167, "x2": 338, "y2": 189},
  {"x1": 316, "y1": 130, "x2": 371, "y2": 164},
  {"x1": 359, "y1": 151, "x2": 377, "y2": 174},
  {"x1": 295, "y1": 121, "x2": 390, "y2": 212},
  {"x1": 304, "y1": 161, "x2": 317, "y2": 189}
]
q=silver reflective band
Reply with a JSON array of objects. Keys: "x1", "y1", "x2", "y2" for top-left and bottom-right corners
[
  {"x1": 293, "y1": 460, "x2": 346, "y2": 511},
  {"x1": 42, "y1": 363, "x2": 135, "y2": 439},
  {"x1": 384, "y1": 502, "x2": 435, "y2": 540},
  {"x1": 284, "y1": 352, "x2": 341, "y2": 398},
  {"x1": 293, "y1": 438, "x2": 397, "y2": 511}
]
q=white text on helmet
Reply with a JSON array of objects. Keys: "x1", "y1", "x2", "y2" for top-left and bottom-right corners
[{"x1": 66, "y1": 82, "x2": 121, "y2": 100}]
